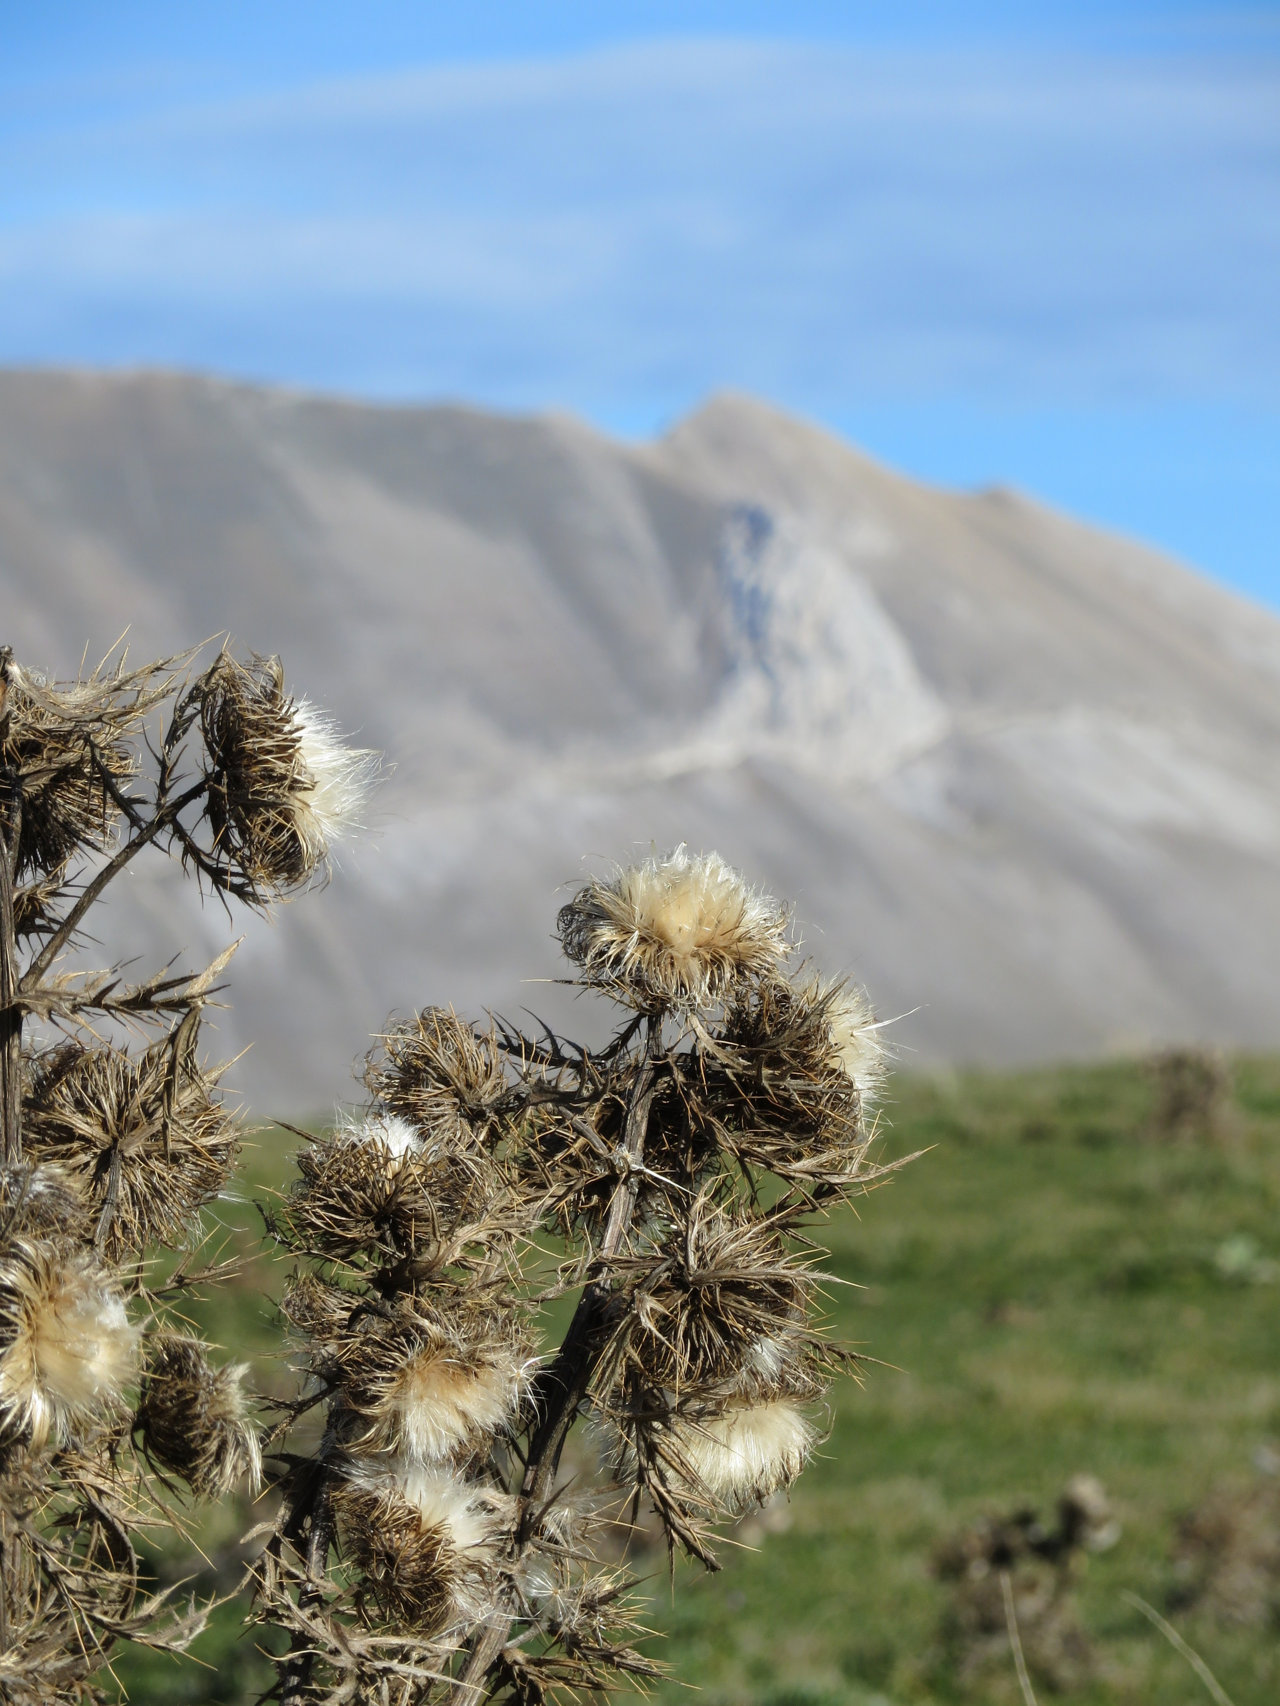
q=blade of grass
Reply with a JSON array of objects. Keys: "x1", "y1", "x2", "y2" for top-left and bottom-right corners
[
  {"x1": 1122, "y1": 1591, "x2": 1235, "y2": 1706},
  {"x1": 999, "y1": 1569, "x2": 1039, "y2": 1706}
]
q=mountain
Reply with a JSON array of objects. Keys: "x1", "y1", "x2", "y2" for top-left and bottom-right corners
[{"x1": 2, "y1": 368, "x2": 1279, "y2": 1110}]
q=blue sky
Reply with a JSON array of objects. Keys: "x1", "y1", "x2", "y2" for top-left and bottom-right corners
[{"x1": 3, "y1": 4, "x2": 1278, "y2": 602}]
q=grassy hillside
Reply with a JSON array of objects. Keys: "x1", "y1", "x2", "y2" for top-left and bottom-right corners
[{"x1": 117, "y1": 1056, "x2": 1280, "y2": 1705}]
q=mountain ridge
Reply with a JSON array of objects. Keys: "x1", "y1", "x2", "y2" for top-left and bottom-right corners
[{"x1": 2, "y1": 368, "x2": 1278, "y2": 1106}]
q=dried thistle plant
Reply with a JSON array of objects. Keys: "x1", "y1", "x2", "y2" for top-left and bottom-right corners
[
  {"x1": 1147, "y1": 1046, "x2": 1236, "y2": 1145},
  {"x1": 0, "y1": 638, "x2": 375, "y2": 1701},
  {"x1": 1170, "y1": 1473, "x2": 1280, "y2": 1627},
  {"x1": 257, "y1": 844, "x2": 906, "y2": 1704},
  {"x1": 932, "y1": 1474, "x2": 1120, "y2": 1693}
]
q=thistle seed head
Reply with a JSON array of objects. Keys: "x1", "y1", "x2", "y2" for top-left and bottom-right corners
[
  {"x1": 280, "y1": 1117, "x2": 509, "y2": 1268},
  {"x1": 625, "y1": 1208, "x2": 817, "y2": 1393},
  {"x1": 0, "y1": 1239, "x2": 139, "y2": 1446},
  {"x1": 137, "y1": 1333, "x2": 262, "y2": 1497},
  {"x1": 23, "y1": 1041, "x2": 238, "y2": 1258},
  {"x1": 724, "y1": 971, "x2": 883, "y2": 1088},
  {"x1": 809, "y1": 976, "x2": 887, "y2": 1105},
  {"x1": 198, "y1": 651, "x2": 376, "y2": 894},
  {"x1": 297, "y1": 1288, "x2": 535, "y2": 1459},
  {"x1": 0, "y1": 660, "x2": 148, "y2": 880},
  {"x1": 558, "y1": 846, "x2": 790, "y2": 1012},
  {"x1": 360, "y1": 1329, "x2": 534, "y2": 1463},
  {"x1": 333, "y1": 1457, "x2": 507, "y2": 1633},
  {"x1": 364, "y1": 1010, "x2": 508, "y2": 1148},
  {"x1": 713, "y1": 975, "x2": 879, "y2": 1185},
  {"x1": 0, "y1": 1162, "x2": 93, "y2": 1242}
]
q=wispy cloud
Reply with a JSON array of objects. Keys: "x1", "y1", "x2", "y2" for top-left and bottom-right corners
[{"x1": 1, "y1": 37, "x2": 1276, "y2": 415}]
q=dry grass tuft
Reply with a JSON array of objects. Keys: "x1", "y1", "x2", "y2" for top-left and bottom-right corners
[
  {"x1": 1172, "y1": 1477, "x2": 1280, "y2": 1627},
  {"x1": 933, "y1": 1475, "x2": 1118, "y2": 1694},
  {"x1": 1148, "y1": 1047, "x2": 1237, "y2": 1144}
]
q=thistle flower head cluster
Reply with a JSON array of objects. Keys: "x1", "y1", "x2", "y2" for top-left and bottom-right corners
[
  {"x1": 0, "y1": 642, "x2": 377, "y2": 1700},
  {"x1": 261, "y1": 1001, "x2": 550, "y2": 1692},
  {"x1": 0, "y1": 669, "x2": 897, "y2": 1706},
  {"x1": 259, "y1": 844, "x2": 898, "y2": 1703}
]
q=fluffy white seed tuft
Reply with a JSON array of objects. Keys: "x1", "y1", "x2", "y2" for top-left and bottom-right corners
[
  {"x1": 380, "y1": 1339, "x2": 531, "y2": 1463},
  {"x1": 823, "y1": 981, "x2": 888, "y2": 1104},
  {"x1": 673, "y1": 1400, "x2": 815, "y2": 1510},
  {"x1": 0, "y1": 1241, "x2": 140, "y2": 1445},
  {"x1": 741, "y1": 1335, "x2": 793, "y2": 1385},
  {"x1": 210, "y1": 1360, "x2": 264, "y2": 1493},
  {"x1": 289, "y1": 699, "x2": 378, "y2": 863},
  {"x1": 343, "y1": 1456, "x2": 508, "y2": 1556},
  {"x1": 337, "y1": 1108, "x2": 423, "y2": 1162},
  {"x1": 559, "y1": 845, "x2": 790, "y2": 1010}
]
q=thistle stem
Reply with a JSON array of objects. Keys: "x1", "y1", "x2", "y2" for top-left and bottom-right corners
[
  {"x1": 277, "y1": 1459, "x2": 337, "y2": 1706},
  {"x1": 519, "y1": 1019, "x2": 661, "y2": 1510},
  {"x1": 0, "y1": 677, "x2": 21, "y2": 1163},
  {"x1": 0, "y1": 659, "x2": 18, "y2": 1665},
  {"x1": 0, "y1": 847, "x2": 20, "y2": 1166},
  {"x1": 22, "y1": 779, "x2": 206, "y2": 988},
  {"x1": 446, "y1": 1014, "x2": 663, "y2": 1703}
]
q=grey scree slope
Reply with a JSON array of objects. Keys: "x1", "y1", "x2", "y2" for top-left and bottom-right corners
[{"x1": 2, "y1": 368, "x2": 1279, "y2": 1108}]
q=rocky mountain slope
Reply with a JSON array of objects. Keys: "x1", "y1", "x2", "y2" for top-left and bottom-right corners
[{"x1": 2, "y1": 369, "x2": 1278, "y2": 1108}]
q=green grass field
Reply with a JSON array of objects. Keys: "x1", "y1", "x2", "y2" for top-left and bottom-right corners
[{"x1": 116, "y1": 1057, "x2": 1280, "y2": 1705}]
